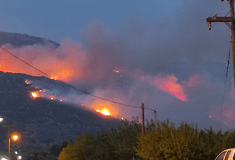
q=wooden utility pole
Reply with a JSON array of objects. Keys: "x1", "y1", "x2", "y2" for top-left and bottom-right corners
[
  {"x1": 141, "y1": 103, "x2": 145, "y2": 160},
  {"x1": 207, "y1": 0, "x2": 235, "y2": 88},
  {"x1": 141, "y1": 103, "x2": 145, "y2": 133},
  {"x1": 154, "y1": 110, "x2": 157, "y2": 127},
  {"x1": 8, "y1": 122, "x2": 11, "y2": 160}
]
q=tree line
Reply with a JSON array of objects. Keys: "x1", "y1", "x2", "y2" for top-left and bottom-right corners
[{"x1": 56, "y1": 118, "x2": 235, "y2": 160}]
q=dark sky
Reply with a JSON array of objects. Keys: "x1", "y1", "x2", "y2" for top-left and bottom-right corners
[{"x1": 0, "y1": 0, "x2": 235, "y2": 131}]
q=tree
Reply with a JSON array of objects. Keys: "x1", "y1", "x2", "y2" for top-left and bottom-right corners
[
  {"x1": 58, "y1": 143, "x2": 77, "y2": 160},
  {"x1": 96, "y1": 118, "x2": 142, "y2": 160},
  {"x1": 136, "y1": 120, "x2": 207, "y2": 160}
]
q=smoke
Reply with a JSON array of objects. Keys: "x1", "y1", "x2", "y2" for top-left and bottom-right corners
[{"x1": 0, "y1": 0, "x2": 234, "y2": 130}]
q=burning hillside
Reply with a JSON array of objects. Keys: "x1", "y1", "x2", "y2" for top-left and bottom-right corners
[{"x1": 0, "y1": 32, "x2": 234, "y2": 130}]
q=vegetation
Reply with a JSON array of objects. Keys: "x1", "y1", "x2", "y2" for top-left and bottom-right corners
[{"x1": 55, "y1": 118, "x2": 235, "y2": 160}]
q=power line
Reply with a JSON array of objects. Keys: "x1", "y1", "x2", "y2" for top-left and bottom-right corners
[
  {"x1": 219, "y1": 39, "x2": 232, "y2": 130},
  {"x1": 0, "y1": 46, "x2": 51, "y2": 77}
]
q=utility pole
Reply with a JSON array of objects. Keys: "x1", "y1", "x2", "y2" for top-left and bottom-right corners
[
  {"x1": 154, "y1": 110, "x2": 157, "y2": 128},
  {"x1": 141, "y1": 103, "x2": 145, "y2": 133},
  {"x1": 141, "y1": 103, "x2": 145, "y2": 160},
  {"x1": 8, "y1": 122, "x2": 11, "y2": 160},
  {"x1": 207, "y1": 0, "x2": 235, "y2": 88}
]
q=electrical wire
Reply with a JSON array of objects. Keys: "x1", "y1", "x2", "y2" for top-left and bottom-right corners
[
  {"x1": 218, "y1": 39, "x2": 232, "y2": 129},
  {"x1": 214, "y1": 1, "x2": 229, "y2": 17},
  {"x1": 0, "y1": 46, "x2": 156, "y2": 111}
]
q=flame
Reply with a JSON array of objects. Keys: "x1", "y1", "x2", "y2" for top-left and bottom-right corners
[
  {"x1": 50, "y1": 97, "x2": 54, "y2": 100},
  {"x1": 113, "y1": 70, "x2": 120, "y2": 73},
  {"x1": 31, "y1": 92, "x2": 38, "y2": 98},
  {"x1": 25, "y1": 80, "x2": 30, "y2": 84},
  {"x1": 95, "y1": 108, "x2": 111, "y2": 116},
  {"x1": 101, "y1": 109, "x2": 110, "y2": 116},
  {"x1": 50, "y1": 77, "x2": 57, "y2": 80}
]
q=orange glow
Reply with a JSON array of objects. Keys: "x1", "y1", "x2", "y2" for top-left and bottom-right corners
[
  {"x1": 11, "y1": 133, "x2": 20, "y2": 141},
  {"x1": 113, "y1": 70, "x2": 120, "y2": 73},
  {"x1": 0, "y1": 42, "x2": 86, "y2": 83},
  {"x1": 149, "y1": 75, "x2": 187, "y2": 101},
  {"x1": 50, "y1": 97, "x2": 54, "y2": 100},
  {"x1": 121, "y1": 117, "x2": 124, "y2": 120},
  {"x1": 25, "y1": 80, "x2": 30, "y2": 84},
  {"x1": 91, "y1": 100, "x2": 119, "y2": 117},
  {"x1": 31, "y1": 92, "x2": 38, "y2": 98},
  {"x1": 95, "y1": 108, "x2": 111, "y2": 116},
  {"x1": 60, "y1": 99, "x2": 63, "y2": 102},
  {"x1": 50, "y1": 77, "x2": 57, "y2": 80},
  {"x1": 101, "y1": 109, "x2": 110, "y2": 116}
]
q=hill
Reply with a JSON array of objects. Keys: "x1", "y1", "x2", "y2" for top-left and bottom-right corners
[
  {"x1": 0, "y1": 71, "x2": 122, "y2": 150},
  {"x1": 0, "y1": 32, "x2": 122, "y2": 151},
  {"x1": 0, "y1": 32, "x2": 59, "y2": 48}
]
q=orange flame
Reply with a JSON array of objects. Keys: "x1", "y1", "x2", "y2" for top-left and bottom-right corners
[
  {"x1": 25, "y1": 80, "x2": 30, "y2": 84},
  {"x1": 101, "y1": 109, "x2": 110, "y2": 116},
  {"x1": 113, "y1": 70, "x2": 120, "y2": 73},
  {"x1": 50, "y1": 76, "x2": 58, "y2": 80},
  {"x1": 95, "y1": 108, "x2": 111, "y2": 116},
  {"x1": 31, "y1": 92, "x2": 38, "y2": 98}
]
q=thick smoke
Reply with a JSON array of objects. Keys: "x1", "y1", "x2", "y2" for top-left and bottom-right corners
[{"x1": 1, "y1": 0, "x2": 235, "y2": 130}]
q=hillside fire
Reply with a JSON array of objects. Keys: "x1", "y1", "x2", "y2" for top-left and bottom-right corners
[
  {"x1": 25, "y1": 80, "x2": 30, "y2": 85},
  {"x1": 31, "y1": 92, "x2": 38, "y2": 98},
  {"x1": 96, "y1": 108, "x2": 111, "y2": 116}
]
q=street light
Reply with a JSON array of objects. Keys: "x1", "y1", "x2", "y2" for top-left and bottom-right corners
[
  {"x1": 0, "y1": 117, "x2": 3, "y2": 123},
  {"x1": 11, "y1": 134, "x2": 19, "y2": 142},
  {"x1": 0, "y1": 117, "x2": 20, "y2": 160},
  {"x1": 0, "y1": 117, "x2": 11, "y2": 160}
]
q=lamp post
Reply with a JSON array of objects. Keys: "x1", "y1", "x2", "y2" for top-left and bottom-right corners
[
  {"x1": 10, "y1": 133, "x2": 20, "y2": 160},
  {"x1": 0, "y1": 118, "x2": 20, "y2": 160}
]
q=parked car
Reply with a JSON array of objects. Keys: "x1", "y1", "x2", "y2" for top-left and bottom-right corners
[{"x1": 215, "y1": 148, "x2": 235, "y2": 160}]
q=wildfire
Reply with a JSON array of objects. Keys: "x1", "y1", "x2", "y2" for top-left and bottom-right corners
[
  {"x1": 102, "y1": 109, "x2": 110, "y2": 116},
  {"x1": 25, "y1": 80, "x2": 30, "y2": 85},
  {"x1": 149, "y1": 75, "x2": 187, "y2": 101},
  {"x1": 96, "y1": 108, "x2": 111, "y2": 116},
  {"x1": 50, "y1": 77, "x2": 57, "y2": 80},
  {"x1": 113, "y1": 70, "x2": 120, "y2": 73},
  {"x1": 50, "y1": 97, "x2": 54, "y2": 100},
  {"x1": 31, "y1": 92, "x2": 38, "y2": 98}
]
